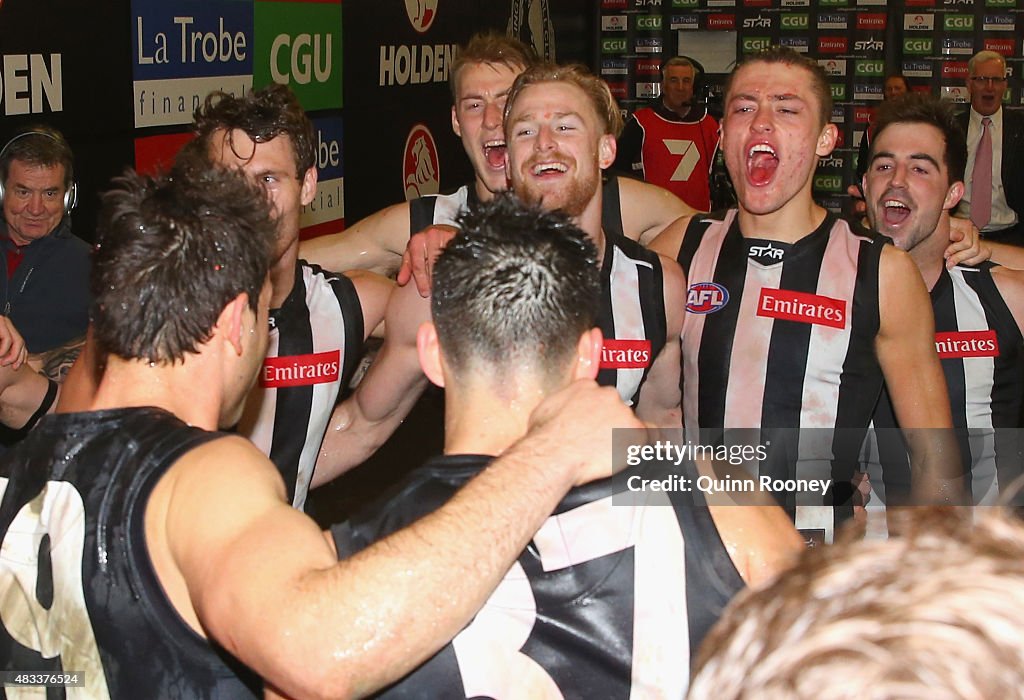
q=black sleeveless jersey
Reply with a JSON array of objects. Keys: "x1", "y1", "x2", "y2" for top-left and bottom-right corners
[
  {"x1": 677, "y1": 210, "x2": 888, "y2": 540},
  {"x1": 237, "y1": 260, "x2": 364, "y2": 511},
  {"x1": 867, "y1": 263, "x2": 1024, "y2": 513},
  {"x1": 332, "y1": 454, "x2": 744, "y2": 698},
  {"x1": 0, "y1": 408, "x2": 261, "y2": 699}
]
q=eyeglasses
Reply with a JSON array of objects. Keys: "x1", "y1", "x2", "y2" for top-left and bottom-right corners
[{"x1": 970, "y1": 76, "x2": 1008, "y2": 85}]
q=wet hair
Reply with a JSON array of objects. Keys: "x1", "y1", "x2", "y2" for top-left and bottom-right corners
[
  {"x1": 725, "y1": 46, "x2": 833, "y2": 127},
  {"x1": 192, "y1": 83, "x2": 315, "y2": 179},
  {"x1": 91, "y1": 156, "x2": 274, "y2": 365},
  {"x1": 872, "y1": 92, "x2": 967, "y2": 185},
  {"x1": 432, "y1": 193, "x2": 600, "y2": 381},
  {"x1": 689, "y1": 506, "x2": 1024, "y2": 700},
  {"x1": 449, "y1": 32, "x2": 536, "y2": 101},
  {"x1": 0, "y1": 125, "x2": 74, "y2": 188},
  {"x1": 504, "y1": 62, "x2": 624, "y2": 138}
]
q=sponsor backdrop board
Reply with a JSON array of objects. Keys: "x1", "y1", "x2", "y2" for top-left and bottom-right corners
[
  {"x1": 595, "y1": 0, "x2": 1023, "y2": 215},
  {"x1": 336, "y1": 0, "x2": 594, "y2": 226},
  {"x1": 1, "y1": 0, "x2": 592, "y2": 243}
]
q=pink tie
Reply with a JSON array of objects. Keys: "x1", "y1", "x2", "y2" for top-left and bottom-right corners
[{"x1": 971, "y1": 116, "x2": 993, "y2": 231}]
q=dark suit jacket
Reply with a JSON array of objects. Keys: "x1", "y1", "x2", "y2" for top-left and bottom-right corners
[{"x1": 956, "y1": 108, "x2": 1024, "y2": 224}]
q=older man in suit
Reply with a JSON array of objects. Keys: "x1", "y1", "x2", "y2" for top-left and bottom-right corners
[{"x1": 955, "y1": 51, "x2": 1024, "y2": 246}]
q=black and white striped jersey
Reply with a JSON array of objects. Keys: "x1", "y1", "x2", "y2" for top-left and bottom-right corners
[
  {"x1": 237, "y1": 261, "x2": 363, "y2": 510},
  {"x1": 332, "y1": 454, "x2": 744, "y2": 699},
  {"x1": 677, "y1": 210, "x2": 888, "y2": 540},
  {"x1": 598, "y1": 233, "x2": 668, "y2": 407},
  {"x1": 865, "y1": 263, "x2": 1024, "y2": 518}
]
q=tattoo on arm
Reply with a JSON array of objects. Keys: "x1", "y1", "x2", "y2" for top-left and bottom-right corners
[{"x1": 29, "y1": 337, "x2": 86, "y2": 384}]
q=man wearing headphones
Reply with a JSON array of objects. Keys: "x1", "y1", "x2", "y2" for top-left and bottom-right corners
[
  {"x1": 0, "y1": 127, "x2": 91, "y2": 353},
  {"x1": 613, "y1": 56, "x2": 720, "y2": 212}
]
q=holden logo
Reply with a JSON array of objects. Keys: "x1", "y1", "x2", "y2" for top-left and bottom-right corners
[
  {"x1": 403, "y1": 124, "x2": 440, "y2": 200},
  {"x1": 404, "y1": 0, "x2": 438, "y2": 33}
]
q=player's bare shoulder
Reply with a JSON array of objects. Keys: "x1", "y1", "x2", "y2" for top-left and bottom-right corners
[
  {"x1": 616, "y1": 175, "x2": 697, "y2": 246},
  {"x1": 647, "y1": 213, "x2": 695, "y2": 260}
]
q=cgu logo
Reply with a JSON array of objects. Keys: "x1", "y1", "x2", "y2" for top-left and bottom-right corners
[
  {"x1": 686, "y1": 282, "x2": 730, "y2": 314},
  {"x1": 855, "y1": 60, "x2": 884, "y2": 76},
  {"x1": 403, "y1": 124, "x2": 440, "y2": 200},
  {"x1": 781, "y1": 14, "x2": 809, "y2": 28},
  {"x1": 271, "y1": 34, "x2": 332, "y2": 85},
  {"x1": 904, "y1": 38, "x2": 933, "y2": 53},
  {"x1": 814, "y1": 175, "x2": 842, "y2": 191},
  {"x1": 944, "y1": 14, "x2": 974, "y2": 29},
  {"x1": 636, "y1": 15, "x2": 662, "y2": 29},
  {"x1": 830, "y1": 84, "x2": 846, "y2": 99},
  {"x1": 404, "y1": 0, "x2": 438, "y2": 33},
  {"x1": 603, "y1": 38, "x2": 628, "y2": 52},
  {"x1": 743, "y1": 37, "x2": 771, "y2": 52}
]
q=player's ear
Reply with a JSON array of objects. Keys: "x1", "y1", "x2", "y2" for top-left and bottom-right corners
[
  {"x1": 815, "y1": 123, "x2": 838, "y2": 157},
  {"x1": 598, "y1": 134, "x2": 616, "y2": 170},
  {"x1": 416, "y1": 321, "x2": 445, "y2": 388},
  {"x1": 300, "y1": 166, "x2": 318, "y2": 207},
  {"x1": 944, "y1": 180, "x2": 965, "y2": 211},
  {"x1": 451, "y1": 105, "x2": 462, "y2": 137},
  {"x1": 218, "y1": 292, "x2": 249, "y2": 356},
  {"x1": 573, "y1": 327, "x2": 604, "y2": 381}
]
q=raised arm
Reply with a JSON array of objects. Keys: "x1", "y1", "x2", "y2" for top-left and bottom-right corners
[
  {"x1": 161, "y1": 380, "x2": 644, "y2": 700},
  {"x1": 313, "y1": 280, "x2": 429, "y2": 488},
  {"x1": 299, "y1": 202, "x2": 412, "y2": 277}
]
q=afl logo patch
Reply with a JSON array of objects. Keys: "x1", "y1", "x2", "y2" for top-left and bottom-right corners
[
  {"x1": 404, "y1": 0, "x2": 438, "y2": 33},
  {"x1": 686, "y1": 282, "x2": 729, "y2": 314},
  {"x1": 403, "y1": 124, "x2": 440, "y2": 200}
]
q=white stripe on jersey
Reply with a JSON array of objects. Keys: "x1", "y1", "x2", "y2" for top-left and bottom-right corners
[
  {"x1": 609, "y1": 247, "x2": 653, "y2": 407},
  {"x1": 431, "y1": 187, "x2": 470, "y2": 227},
  {"x1": 950, "y1": 268, "x2": 998, "y2": 504},
  {"x1": 681, "y1": 210, "x2": 733, "y2": 438}
]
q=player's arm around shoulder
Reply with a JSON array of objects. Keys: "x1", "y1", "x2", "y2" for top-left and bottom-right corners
[
  {"x1": 646, "y1": 213, "x2": 694, "y2": 261},
  {"x1": 314, "y1": 279, "x2": 430, "y2": 486},
  {"x1": 299, "y1": 202, "x2": 411, "y2": 277},
  {"x1": 617, "y1": 176, "x2": 698, "y2": 247},
  {"x1": 875, "y1": 245, "x2": 952, "y2": 429},
  {"x1": 346, "y1": 269, "x2": 396, "y2": 340},
  {"x1": 634, "y1": 255, "x2": 685, "y2": 429},
  {"x1": 991, "y1": 265, "x2": 1024, "y2": 337},
  {"x1": 152, "y1": 435, "x2": 356, "y2": 699}
]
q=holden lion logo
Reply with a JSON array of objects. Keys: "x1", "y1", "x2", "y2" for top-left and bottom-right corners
[
  {"x1": 686, "y1": 282, "x2": 730, "y2": 314},
  {"x1": 403, "y1": 124, "x2": 440, "y2": 200},
  {"x1": 404, "y1": 0, "x2": 438, "y2": 33}
]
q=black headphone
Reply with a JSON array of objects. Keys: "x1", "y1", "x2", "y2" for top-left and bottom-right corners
[
  {"x1": 0, "y1": 130, "x2": 78, "y2": 217},
  {"x1": 682, "y1": 56, "x2": 709, "y2": 104}
]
